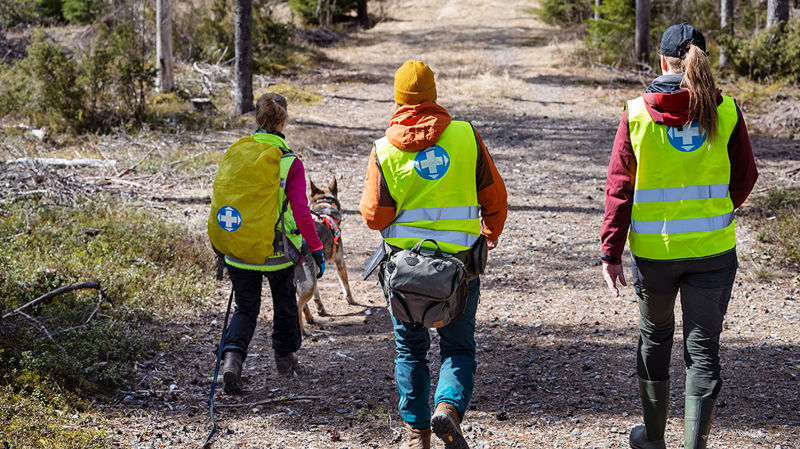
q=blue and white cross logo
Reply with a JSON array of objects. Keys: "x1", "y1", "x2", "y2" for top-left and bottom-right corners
[
  {"x1": 414, "y1": 145, "x2": 450, "y2": 181},
  {"x1": 667, "y1": 122, "x2": 707, "y2": 152},
  {"x1": 217, "y1": 206, "x2": 242, "y2": 232}
]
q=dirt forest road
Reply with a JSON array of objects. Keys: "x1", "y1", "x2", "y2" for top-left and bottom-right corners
[{"x1": 105, "y1": 0, "x2": 800, "y2": 447}]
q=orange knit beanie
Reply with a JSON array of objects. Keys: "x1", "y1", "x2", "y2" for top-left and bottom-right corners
[{"x1": 394, "y1": 60, "x2": 437, "y2": 105}]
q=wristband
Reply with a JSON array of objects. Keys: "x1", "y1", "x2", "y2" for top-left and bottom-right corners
[{"x1": 600, "y1": 252, "x2": 618, "y2": 264}]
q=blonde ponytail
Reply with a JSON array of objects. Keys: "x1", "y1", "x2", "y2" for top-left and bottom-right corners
[{"x1": 679, "y1": 44, "x2": 718, "y2": 142}]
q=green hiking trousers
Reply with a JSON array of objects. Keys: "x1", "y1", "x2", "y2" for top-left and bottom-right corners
[{"x1": 630, "y1": 249, "x2": 738, "y2": 398}]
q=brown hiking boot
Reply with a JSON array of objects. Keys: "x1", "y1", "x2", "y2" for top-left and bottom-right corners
[
  {"x1": 222, "y1": 351, "x2": 243, "y2": 395},
  {"x1": 275, "y1": 351, "x2": 303, "y2": 377},
  {"x1": 431, "y1": 402, "x2": 469, "y2": 449},
  {"x1": 400, "y1": 423, "x2": 431, "y2": 449}
]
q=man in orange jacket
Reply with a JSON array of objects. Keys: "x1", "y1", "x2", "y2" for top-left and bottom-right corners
[{"x1": 360, "y1": 61, "x2": 507, "y2": 449}]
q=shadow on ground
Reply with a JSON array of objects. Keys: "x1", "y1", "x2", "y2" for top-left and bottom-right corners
[{"x1": 106, "y1": 307, "x2": 799, "y2": 447}]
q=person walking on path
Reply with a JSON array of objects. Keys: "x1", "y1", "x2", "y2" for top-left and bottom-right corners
[
  {"x1": 360, "y1": 61, "x2": 507, "y2": 449},
  {"x1": 600, "y1": 24, "x2": 757, "y2": 449},
  {"x1": 219, "y1": 93, "x2": 326, "y2": 393}
]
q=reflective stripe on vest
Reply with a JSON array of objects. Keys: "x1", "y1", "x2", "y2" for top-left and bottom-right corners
[
  {"x1": 393, "y1": 206, "x2": 480, "y2": 223},
  {"x1": 631, "y1": 212, "x2": 734, "y2": 235},
  {"x1": 225, "y1": 133, "x2": 300, "y2": 272},
  {"x1": 627, "y1": 95, "x2": 739, "y2": 260},
  {"x1": 633, "y1": 184, "x2": 730, "y2": 203},
  {"x1": 380, "y1": 225, "x2": 479, "y2": 248},
  {"x1": 374, "y1": 120, "x2": 481, "y2": 254},
  {"x1": 225, "y1": 253, "x2": 293, "y2": 271}
]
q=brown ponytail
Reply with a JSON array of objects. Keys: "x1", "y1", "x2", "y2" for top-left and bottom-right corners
[
  {"x1": 255, "y1": 92, "x2": 288, "y2": 132},
  {"x1": 679, "y1": 44, "x2": 718, "y2": 142}
]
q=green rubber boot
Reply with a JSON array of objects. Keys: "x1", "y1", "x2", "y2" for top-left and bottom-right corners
[
  {"x1": 684, "y1": 396, "x2": 716, "y2": 449},
  {"x1": 629, "y1": 378, "x2": 669, "y2": 449}
]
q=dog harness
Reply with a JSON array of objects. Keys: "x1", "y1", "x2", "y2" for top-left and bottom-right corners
[
  {"x1": 314, "y1": 214, "x2": 341, "y2": 246},
  {"x1": 311, "y1": 196, "x2": 342, "y2": 247}
]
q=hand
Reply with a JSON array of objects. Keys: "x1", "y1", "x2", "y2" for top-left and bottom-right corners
[
  {"x1": 311, "y1": 249, "x2": 325, "y2": 279},
  {"x1": 602, "y1": 262, "x2": 627, "y2": 297},
  {"x1": 487, "y1": 238, "x2": 498, "y2": 250}
]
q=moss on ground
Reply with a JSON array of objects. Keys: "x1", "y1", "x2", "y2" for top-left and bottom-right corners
[
  {"x1": 0, "y1": 197, "x2": 214, "y2": 446},
  {"x1": 0, "y1": 384, "x2": 109, "y2": 448},
  {"x1": 260, "y1": 82, "x2": 323, "y2": 106}
]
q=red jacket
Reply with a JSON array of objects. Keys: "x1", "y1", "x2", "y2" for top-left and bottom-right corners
[{"x1": 601, "y1": 90, "x2": 758, "y2": 263}]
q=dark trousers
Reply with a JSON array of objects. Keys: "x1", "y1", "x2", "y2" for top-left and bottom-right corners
[
  {"x1": 631, "y1": 249, "x2": 738, "y2": 398},
  {"x1": 221, "y1": 264, "x2": 301, "y2": 359}
]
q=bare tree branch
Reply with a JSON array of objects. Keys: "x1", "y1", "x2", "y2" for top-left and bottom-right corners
[
  {"x1": 18, "y1": 311, "x2": 53, "y2": 340},
  {"x1": 2, "y1": 282, "x2": 102, "y2": 320},
  {"x1": 115, "y1": 146, "x2": 159, "y2": 178},
  {"x1": 85, "y1": 290, "x2": 106, "y2": 324},
  {"x1": 214, "y1": 395, "x2": 322, "y2": 408}
]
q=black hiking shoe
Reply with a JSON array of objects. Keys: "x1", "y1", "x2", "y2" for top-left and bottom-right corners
[
  {"x1": 222, "y1": 351, "x2": 243, "y2": 395},
  {"x1": 275, "y1": 351, "x2": 303, "y2": 377}
]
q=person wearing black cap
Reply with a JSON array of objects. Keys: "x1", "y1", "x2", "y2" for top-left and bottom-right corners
[{"x1": 600, "y1": 23, "x2": 758, "y2": 449}]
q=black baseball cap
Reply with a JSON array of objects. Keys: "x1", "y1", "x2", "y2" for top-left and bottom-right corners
[{"x1": 660, "y1": 23, "x2": 706, "y2": 57}]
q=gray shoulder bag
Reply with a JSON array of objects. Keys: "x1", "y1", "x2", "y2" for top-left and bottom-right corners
[{"x1": 380, "y1": 239, "x2": 468, "y2": 328}]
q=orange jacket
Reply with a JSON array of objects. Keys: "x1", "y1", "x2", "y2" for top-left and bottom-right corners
[{"x1": 359, "y1": 102, "x2": 508, "y2": 243}]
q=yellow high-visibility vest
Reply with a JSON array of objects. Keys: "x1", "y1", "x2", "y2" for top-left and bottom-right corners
[
  {"x1": 374, "y1": 120, "x2": 481, "y2": 254},
  {"x1": 627, "y1": 95, "x2": 739, "y2": 260}
]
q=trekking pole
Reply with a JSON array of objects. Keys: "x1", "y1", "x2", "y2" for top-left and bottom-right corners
[{"x1": 203, "y1": 288, "x2": 235, "y2": 449}]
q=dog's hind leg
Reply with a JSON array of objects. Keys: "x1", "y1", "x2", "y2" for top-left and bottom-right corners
[
  {"x1": 333, "y1": 243, "x2": 355, "y2": 305},
  {"x1": 313, "y1": 285, "x2": 328, "y2": 316},
  {"x1": 296, "y1": 270, "x2": 316, "y2": 337}
]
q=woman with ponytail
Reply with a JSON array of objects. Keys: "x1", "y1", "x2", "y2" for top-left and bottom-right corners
[{"x1": 600, "y1": 24, "x2": 758, "y2": 449}]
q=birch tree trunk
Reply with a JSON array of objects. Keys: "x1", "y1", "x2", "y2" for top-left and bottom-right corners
[
  {"x1": 635, "y1": 0, "x2": 651, "y2": 66},
  {"x1": 767, "y1": 0, "x2": 789, "y2": 27},
  {"x1": 719, "y1": 0, "x2": 734, "y2": 68},
  {"x1": 234, "y1": 0, "x2": 254, "y2": 115},
  {"x1": 594, "y1": 0, "x2": 601, "y2": 21},
  {"x1": 156, "y1": 0, "x2": 174, "y2": 93}
]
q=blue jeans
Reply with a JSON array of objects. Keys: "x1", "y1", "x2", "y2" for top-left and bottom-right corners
[{"x1": 391, "y1": 278, "x2": 480, "y2": 430}]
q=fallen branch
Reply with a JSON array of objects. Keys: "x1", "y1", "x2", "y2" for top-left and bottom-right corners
[
  {"x1": 50, "y1": 290, "x2": 107, "y2": 335},
  {"x1": 150, "y1": 196, "x2": 211, "y2": 204},
  {"x1": 2, "y1": 282, "x2": 102, "y2": 320},
  {"x1": 85, "y1": 290, "x2": 105, "y2": 324},
  {"x1": 214, "y1": 395, "x2": 322, "y2": 408},
  {"x1": 18, "y1": 311, "x2": 53, "y2": 340},
  {"x1": 215, "y1": 46, "x2": 228, "y2": 66},
  {"x1": 305, "y1": 146, "x2": 325, "y2": 155},
  {"x1": 115, "y1": 145, "x2": 159, "y2": 178},
  {"x1": 5, "y1": 157, "x2": 117, "y2": 168},
  {"x1": 193, "y1": 61, "x2": 213, "y2": 76}
]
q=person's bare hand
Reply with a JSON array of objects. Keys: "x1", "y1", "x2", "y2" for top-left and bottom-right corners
[
  {"x1": 602, "y1": 262, "x2": 627, "y2": 297},
  {"x1": 487, "y1": 238, "x2": 498, "y2": 250}
]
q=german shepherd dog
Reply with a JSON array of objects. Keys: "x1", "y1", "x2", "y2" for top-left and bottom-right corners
[{"x1": 296, "y1": 178, "x2": 355, "y2": 335}]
